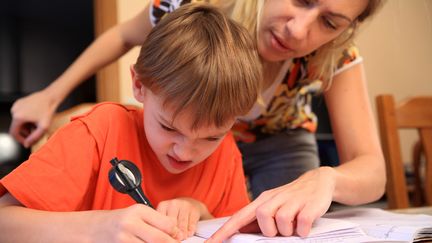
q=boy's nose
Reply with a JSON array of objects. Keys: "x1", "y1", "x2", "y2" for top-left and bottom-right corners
[{"x1": 173, "y1": 142, "x2": 195, "y2": 162}]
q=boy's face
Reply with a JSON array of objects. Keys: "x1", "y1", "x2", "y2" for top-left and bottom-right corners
[{"x1": 133, "y1": 77, "x2": 235, "y2": 174}]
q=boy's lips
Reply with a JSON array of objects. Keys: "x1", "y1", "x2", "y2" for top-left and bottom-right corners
[{"x1": 167, "y1": 155, "x2": 193, "y2": 171}]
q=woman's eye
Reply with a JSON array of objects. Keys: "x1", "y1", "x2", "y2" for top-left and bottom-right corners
[
  {"x1": 161, "y1": 124, "x2": 175, "y2": 132},
  {"x1": 322, "y1": 17, "x2": 337, "y2": 30}
]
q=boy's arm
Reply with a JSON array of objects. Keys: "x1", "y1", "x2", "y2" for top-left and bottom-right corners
[{"x1": 0, "y1": 192, "x2": 182, "y2": 243}]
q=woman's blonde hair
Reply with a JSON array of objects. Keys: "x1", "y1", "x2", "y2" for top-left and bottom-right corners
[
  {"x1": 212, "y1": 0, "x2": 384, "y2": 89},
  {"x1": 134, "y1": 3, "x2": 262, "y2": 129},
  {"x1": 309, "y1": 0, "x2": 385, "y2": 89}
]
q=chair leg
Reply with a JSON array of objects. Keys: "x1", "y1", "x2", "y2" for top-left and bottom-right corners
[{"x1": 412, "y1": 140, "x2": 424, "y2": 206}]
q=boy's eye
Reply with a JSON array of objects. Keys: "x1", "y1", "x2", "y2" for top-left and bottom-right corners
[
  {"x1": 205, "y1": 137, "x2": 222, "y2": 142},
  {"x1": 295, "y1": 0, "x2": 314, "y2": 7},
  {"x1": 160, "y1": 124, "x2": 176, "y2": 132}
]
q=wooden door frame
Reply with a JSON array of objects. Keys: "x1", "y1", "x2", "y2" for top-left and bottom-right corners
[{"x1": 93, "y1": 0, "x2": 120, "y2": 102}]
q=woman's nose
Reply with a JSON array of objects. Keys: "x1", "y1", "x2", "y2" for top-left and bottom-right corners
[{"x1": 285, "y1": 10, "x2": 318, "y2": 41}]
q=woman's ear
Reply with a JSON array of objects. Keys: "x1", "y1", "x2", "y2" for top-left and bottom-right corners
[{"x1": 130, "y1": 65, "x2": 146, "y2": 103}]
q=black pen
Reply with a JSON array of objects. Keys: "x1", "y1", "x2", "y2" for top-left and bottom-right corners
[{"x1": 109, "y1": 157, "x2": 154, "y2": 208}]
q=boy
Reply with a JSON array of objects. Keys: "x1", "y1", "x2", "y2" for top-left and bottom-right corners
[{"x1": 0, "y1": 3, "x2": 261, "y2": 242}]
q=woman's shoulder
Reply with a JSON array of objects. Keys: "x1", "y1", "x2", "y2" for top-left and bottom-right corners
[
  {"x1": 150, "y1": 0, "x2": 194, "y2": 26},
  {"x1": 336, "y1": 45, "x2": 361, "y2": 69},
  {"x1": 334, "y1": 45, "x2": 363, "y2": 76}
]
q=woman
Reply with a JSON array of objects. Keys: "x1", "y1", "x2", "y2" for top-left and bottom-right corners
[{"x1": 10, "y1": 0, "x2": 386, "y2": 237}]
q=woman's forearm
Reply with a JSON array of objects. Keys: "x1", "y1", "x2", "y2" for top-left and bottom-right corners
[
  {"x1": 323, "y1": 64, "x2": 386, "y2": 206},
  {"x1": 44, "y1": 26, "x2": 132, "y2": 106},
  {"x1": 330, "y1": 154, "x2": 386, "y2": 205}
]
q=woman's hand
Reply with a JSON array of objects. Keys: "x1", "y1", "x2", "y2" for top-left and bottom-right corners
[
  {"x1": 206, "y1": 167, "x2": 337, "y2": 242},
  {"x1": 92, "y1": 204, "x2": 182, "y2": 243},
  {"x1": 9, "y1": 89, "x2": 59, "y2": 148},
  {"x1": 157, "y1": 197, "x2": 213, "y2": 240}
]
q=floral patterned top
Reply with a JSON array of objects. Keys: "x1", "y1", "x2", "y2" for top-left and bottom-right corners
[{"x1": 150, "y1": 0, "x2": 363, "y2": 143}]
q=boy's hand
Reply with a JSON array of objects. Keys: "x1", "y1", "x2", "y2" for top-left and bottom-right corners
[
  {"x1": 157, "y1": 197, "x2": 213, "y2": 240},
  {"x1": 94, "y1": 204, "x2": 182, "y2": 243}
]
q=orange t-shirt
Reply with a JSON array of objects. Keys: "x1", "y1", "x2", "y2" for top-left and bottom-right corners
[{"x1": 0, "y1": 103, "x2": 250, "y2": 217}]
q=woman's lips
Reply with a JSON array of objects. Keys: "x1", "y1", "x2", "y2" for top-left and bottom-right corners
[
  {"x1": 270, "y1": 31, "x2": 294, "y2": 52},
  {"x1": 167, "y1": 155, "x2": 193, "y2": 171}
]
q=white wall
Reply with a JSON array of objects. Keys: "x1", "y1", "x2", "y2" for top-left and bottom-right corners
[{"x1": 116, "y1": 0, "x2": 432, "y2": 162}]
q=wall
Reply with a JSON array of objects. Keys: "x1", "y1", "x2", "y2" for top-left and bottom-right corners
[
  {"x1": 356, "y1": 0, "x2": 432, "y2": 163},
  {"x1": 117, "y1": 0, "x2": 148, "y2": 105},
  {"x1": 115, "y1": 0, "x2": 432, "y2": 163}
]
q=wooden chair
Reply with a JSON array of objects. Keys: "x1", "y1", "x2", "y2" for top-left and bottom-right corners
[
  {"x1": 31, "y1": 103, "x2": 96, "y2": 153},
  {"x1": 376, "y1": 94, "x2": 432, "y2": 209},
  {"x1": 411, "y1": 140, "x2": 425, "y2": 206}
]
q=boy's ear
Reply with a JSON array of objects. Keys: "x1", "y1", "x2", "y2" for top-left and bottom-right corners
[{"x1": 130, "y1": 65, "x2": 146, "y2": 103}]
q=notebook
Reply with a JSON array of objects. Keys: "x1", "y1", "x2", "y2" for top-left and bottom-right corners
[{"x1": 182, "y1": 208, "x2": 432, "y2": 243}]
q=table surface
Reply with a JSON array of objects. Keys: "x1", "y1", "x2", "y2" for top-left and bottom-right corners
[{"x1": 391, "y1": 206, "x2": 432, "y2": 215}]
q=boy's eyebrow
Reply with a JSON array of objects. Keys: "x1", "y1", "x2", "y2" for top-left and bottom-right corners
[
  {"x1": 159, "y1": 115, "x2": 174, "y2": 127},
  {"x1": 159, "y1": 115, "x2": 178, "y2": 130},
  {"x1": 158, "y1": 114, "x2": 230, "y2": 139},
  {"x1": 207, "y1": 130, "x2": 230, "y2": 139}
]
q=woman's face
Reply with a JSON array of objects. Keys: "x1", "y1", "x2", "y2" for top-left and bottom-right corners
[{"x1": 257, "y1": 0, "x2": 368, "y2": 62}]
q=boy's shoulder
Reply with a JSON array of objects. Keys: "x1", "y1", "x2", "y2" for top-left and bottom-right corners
[
  {"x1": 69, "y1": 102, "x2": 142, "y2": 139},
  {"x1": 71, "y1": 102, "x2": 141, "y2": 121}
]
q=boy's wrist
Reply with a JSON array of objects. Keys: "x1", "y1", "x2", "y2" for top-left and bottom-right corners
[
  {"x1": 182, "y1": 197, "x2": 213, "y2": 220},
  {"x1": 197, "y1": 202, "x2": 213, "y2": 220}
]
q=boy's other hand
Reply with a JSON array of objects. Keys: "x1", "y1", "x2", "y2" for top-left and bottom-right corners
[{"x1": 157, "y1": 197, "x2": 213, "y2": 240}]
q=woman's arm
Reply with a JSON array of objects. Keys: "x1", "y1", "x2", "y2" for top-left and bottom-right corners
[
  {"x1": 206, "y1": 63, "x2": 386, "y2": 243},
  {"x1": 0, "y1": 193, "x2": 181, "y2": 243},
  {"x1": 324, "y1": 62, "x2": 386, "y2": 204},
  {"x1": 10, "y1": 4, "x2": 153, "y2": 148}
]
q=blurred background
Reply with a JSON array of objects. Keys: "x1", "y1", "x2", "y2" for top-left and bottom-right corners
[
  {"x1": 0, "y1": 0, "x2": 431, "y2": 179},
  {"x1": 0, "y1": 0, "x2": 95, "y2": 177}
]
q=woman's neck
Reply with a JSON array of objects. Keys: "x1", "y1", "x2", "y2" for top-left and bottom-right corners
[{"x1": 261, "y1": 60, "x2": 284, "y2": 90}]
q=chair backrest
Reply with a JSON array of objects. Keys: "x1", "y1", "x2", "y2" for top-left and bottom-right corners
[{"x1": 376, "y1": 94, "x2": 432, "y2": 209}]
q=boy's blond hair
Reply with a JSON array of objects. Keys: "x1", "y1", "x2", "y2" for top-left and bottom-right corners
[{"x1": 134, "y1": 3, "x2": 262, "y2": 129}]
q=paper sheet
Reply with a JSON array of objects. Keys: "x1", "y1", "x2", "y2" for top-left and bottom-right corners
[{"x1": 182, "y1": 208, "x2": 432, "y2": 243}]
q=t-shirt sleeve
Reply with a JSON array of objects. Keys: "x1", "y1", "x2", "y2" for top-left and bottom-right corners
[
  {"x1": 149, "y1": 0, "x2": 193, "y2": 26},
  {"x1": 334, "y1": 45, "x2": 363, "y2": 76},
  {"x1": 211, "y1": 150, "x2": 250, "y2": 217},
  {"x1": 0, "y1": 120, "x2": 100, "y2": 211}
]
